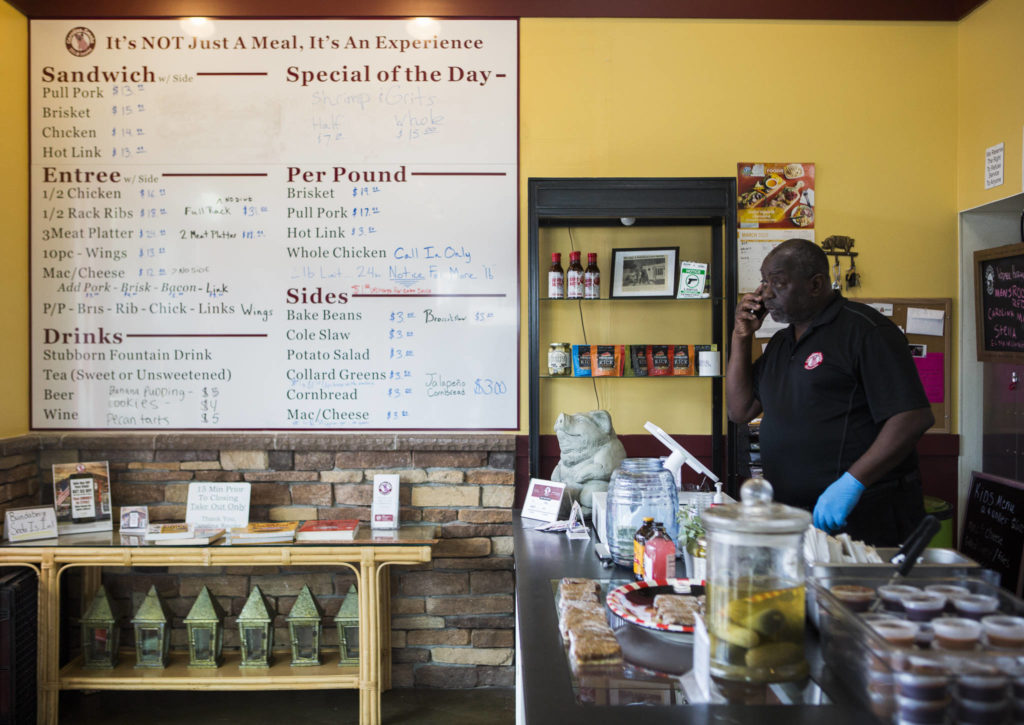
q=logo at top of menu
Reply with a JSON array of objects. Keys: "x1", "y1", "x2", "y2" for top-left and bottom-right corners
[
  {"x1": 985, "y1": 264, "x2": 995, "y2": 296},
  {"x1": 65, "y1": 27, "x2": 96, "y2": 57},
  {"x1": 377, "y1": 480, "x2": 393, "y2": 495}
]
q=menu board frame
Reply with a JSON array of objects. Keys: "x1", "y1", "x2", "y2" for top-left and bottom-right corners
[
  {"x1": 28, "y1": 18, "x2": 520, "y2": 431},
  {"x1": 974, "y1": 241, "x2": 1024, "y2": 363}
]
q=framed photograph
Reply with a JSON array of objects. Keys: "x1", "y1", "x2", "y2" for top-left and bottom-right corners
[{"x1": 610, "y1": 247, "x2": 679, "y2": 298}]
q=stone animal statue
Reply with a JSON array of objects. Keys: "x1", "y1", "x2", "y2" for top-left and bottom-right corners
[{"x1": 550, "y1": 410, "x2": 627, "y2": 515}]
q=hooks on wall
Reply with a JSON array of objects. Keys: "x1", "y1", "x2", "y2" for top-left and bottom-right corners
[{"x1": 821, "y1": 235, "x2": 860, "y2": 291}]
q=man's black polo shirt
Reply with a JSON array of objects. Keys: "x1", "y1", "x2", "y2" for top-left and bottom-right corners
[{"x1": 751, "y1": 293, "x2": 930, "y2": 511}]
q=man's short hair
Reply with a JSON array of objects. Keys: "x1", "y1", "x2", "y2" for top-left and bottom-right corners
[{"x1": 772, "y1": 238, "x2": 829, "y2": 280}]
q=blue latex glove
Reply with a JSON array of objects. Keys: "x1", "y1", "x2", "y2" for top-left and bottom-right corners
[{"x1": 813, "y1": 472, "x2": 865, "y2": 533}]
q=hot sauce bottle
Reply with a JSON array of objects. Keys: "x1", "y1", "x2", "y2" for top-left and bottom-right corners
[
  {"x1": 566, "y1": 251, "x2": 584, "y2": 299},
  {"x1": 643, "y1": 522, "x2": 677, "y2": 583},
  {"x1": 548, "y1": 252, "x2": 564, "y2": 299},
  {"x1": 583, "y1": 253, "x2": 600, "y2": 299},
  {"x1": 633, "y1": 517, "x2": 656, "y2": 581}
]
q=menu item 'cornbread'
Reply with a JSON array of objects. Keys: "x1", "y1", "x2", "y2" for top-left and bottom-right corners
[
  {"x1": 559, "y1": 602, "x2": 607, "y2": 640},
  {"x1": 559, "y1": 577, "x2": 600, "y2": 604},
  {"x1": 652, "y1": 594, "x2": 700, "y2": 626},
  {"x1": 568, "y1": 628, "x2": 622, "y2": 665}
]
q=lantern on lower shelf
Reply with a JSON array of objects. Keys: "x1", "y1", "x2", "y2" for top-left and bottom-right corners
[
  {"x1": 334, "y1": 584, "x2": 360, "y2": 666},
  {"x1": 237, "y1": 584, "x2": 274, "y2": 668},
  {"x1": 286, "y1": 585, "x2": 324, "y2": 666},
  {"x1": 132, "y1": 585, "x2": 170, "y2": 668},
  {"x1": 184, "y1": 585, "x2": 224, "y2": 668},
  {"x1": 81, "y1": 585, "x2": 119, "y2": 669}
]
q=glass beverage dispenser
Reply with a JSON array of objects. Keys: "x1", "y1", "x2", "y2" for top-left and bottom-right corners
[{"x1": 701, "y1": 478, "x2": 810, "y2": 688}]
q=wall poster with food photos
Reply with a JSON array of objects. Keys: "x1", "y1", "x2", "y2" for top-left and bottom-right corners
[{"x1": 736, "y1": 162, "x2": 817, "y2": 292}]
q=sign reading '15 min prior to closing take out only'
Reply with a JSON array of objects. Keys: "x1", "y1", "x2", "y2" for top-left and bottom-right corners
[{"x1": 29, "y1": 19, "x2": 517, "y2": 430}]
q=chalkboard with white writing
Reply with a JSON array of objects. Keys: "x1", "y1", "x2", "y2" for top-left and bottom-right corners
[
  {"x1": 961, "y1": 471, "x2": 1024, "y2": 596},
  {"x1": 975, "y1": 242, "x2": 1024, "y2": 363}
]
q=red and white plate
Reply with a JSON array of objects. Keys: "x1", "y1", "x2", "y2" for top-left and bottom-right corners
[{"x1": 605, "y1": 578, "x2": 704, "y2": 633}]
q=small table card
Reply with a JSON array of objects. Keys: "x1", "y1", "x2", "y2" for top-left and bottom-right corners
[
  {"x1": 521, "y1": 478, "x2": 566, "y2": 522},
  {"x1": 185, "y1": 482, "x2": 251, "y2": 528},
  {"x1": 4, "y1": 506, "x2": 58, "y2": 542},
  {"x1": 372, "y1": 474, "x2": 400, "y2": 529},
  {"x1": 119, "y1": 505, "x2": 149, "y2": 533}
]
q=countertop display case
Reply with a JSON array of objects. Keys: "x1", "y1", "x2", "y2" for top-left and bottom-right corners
[
  {"x1": 512, "y1": 513, "x2": 877, "y2": 724},
  {"x1": 527, "y1": 178, "x2": 739, "y2": 484}
]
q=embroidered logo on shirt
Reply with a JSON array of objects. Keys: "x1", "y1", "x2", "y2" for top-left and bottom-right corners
[{"x1": 804, "y1": 352, "x2": 824, "y2": 370}]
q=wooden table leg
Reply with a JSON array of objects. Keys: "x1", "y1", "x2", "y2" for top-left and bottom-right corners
[
  {"x1": 379, "y1": 564, "x2": 392, "y2": 693},
  {"x1": 358, "y1": 549, "x2": 379, "y2": 725},
  {"x1": 39, "y1": 554, "x2": 58, "y2": 725}
]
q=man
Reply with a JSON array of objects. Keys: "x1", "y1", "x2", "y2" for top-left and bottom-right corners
[{"x1": 726, "y1": 239, "x2": 934, "y2": 546}]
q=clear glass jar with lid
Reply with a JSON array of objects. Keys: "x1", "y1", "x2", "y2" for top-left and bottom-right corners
[
  {"x1": 701, "y1": 477, "x2": 810, "y2": 689},
  {"x1": 605, "y1": 458, "x2": 678, "y2": 568}
]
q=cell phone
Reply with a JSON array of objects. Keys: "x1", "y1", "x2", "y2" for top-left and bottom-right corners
[{"x1": 753, "y1": 301, "x2": 767, "y2": 320}]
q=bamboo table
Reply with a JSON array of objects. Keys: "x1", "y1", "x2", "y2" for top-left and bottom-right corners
[{"x1": 0, "y1": 525, "x2": 436, "y2": 725}]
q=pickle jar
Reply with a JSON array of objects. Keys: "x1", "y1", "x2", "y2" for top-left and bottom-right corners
[
  {"x1": 701, "y1": 478, "x2": 810, "y2": 688},
  {"x1": 547, "y1": 342, "x2": 571, "y2": 376}
]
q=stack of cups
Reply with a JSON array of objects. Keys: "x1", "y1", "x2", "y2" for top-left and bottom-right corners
[
  {"x1": 895, "y1": 657, "x2": 951, "y2": 725},
  {"x1": 954, "y1": 662, "x2": 1008, "y2": 725}
]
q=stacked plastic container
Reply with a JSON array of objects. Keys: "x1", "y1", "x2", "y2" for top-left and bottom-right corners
[{"x1": 813, "y1": 574, "x2": 1024, "y2": 724}]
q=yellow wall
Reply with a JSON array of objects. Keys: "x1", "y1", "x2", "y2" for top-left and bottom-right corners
[
  {"x1": 957, "y1": 0, "x2": 1024, "y2": 211},
  {"x1": 521, "y1": 19, "x2": 960, "y2": 433},
  {"x1": 0, "y1": 3, "x2": 27, "y2": 437},
  {"x1": 0, "y1": 12, "x2": 966, "y2": 436}
]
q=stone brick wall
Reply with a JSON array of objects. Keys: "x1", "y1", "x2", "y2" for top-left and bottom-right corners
[{"x1": 0, "y1": 432, "x2": 516, "y2": 688}]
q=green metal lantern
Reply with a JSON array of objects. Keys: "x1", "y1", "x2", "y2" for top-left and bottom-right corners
[
  {"x1": 81, "y1": 585, "x2": 119, "y2": 669},
  {"x1": 286, "y1": 585, "x2": 324, "y2": 666},
  {"x1": 334, "y1": 584, "x2": 359, "y2": 666},
  {"x1": 237, "y1": 585, "x2": 274, "y2": 668},
  {"x1": 184, "y1": 586, "x2": 224, "y2": 668},
  {"x1": 131, "y1": 585, "x2": 170, "y2": 669}
]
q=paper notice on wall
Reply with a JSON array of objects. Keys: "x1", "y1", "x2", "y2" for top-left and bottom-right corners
[
  {"x1": 914, "y1": 352, "x2": 944, "y2": 403},
  {"x1": 906, "y1": 307, "x2": 945, "y2": 336},
  {"x1": 186, "y1": 482, "x2": 251, "y2": 528},
  {"x1": 738, "y1": 229, "x2": 815, "y2": 293},
  {"x1": 986, "y1": 142, "x2": 1005, "y2": 190}
]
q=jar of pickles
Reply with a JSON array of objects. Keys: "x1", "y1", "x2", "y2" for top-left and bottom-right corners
[
  {"x1": 547, "y1": 342, "x2": 571, "y2": 376},
  {"x1": 701, "y1": 478, "x2": 810, "y2": 688}
]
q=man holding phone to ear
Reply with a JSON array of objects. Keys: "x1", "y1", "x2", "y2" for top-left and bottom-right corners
[{"x1": 726, "y1": 239, "x2": 934, "y2": 546}]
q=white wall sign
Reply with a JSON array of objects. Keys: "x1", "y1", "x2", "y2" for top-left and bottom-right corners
[
  {"x1": 371, "y1": 473, "x2": 400, "y2": 529},
  {"x1": 985, "y1": 142, "x2": 1004, "y2": 190},
  {"x1": 185, "y1": 482, "x2": 251, "y2": 527},
  {"x1": 29, "y1": 19, "x2": 518, "y2": 430}
]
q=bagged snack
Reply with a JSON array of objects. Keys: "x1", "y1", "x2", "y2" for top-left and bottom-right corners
[
  {"x1": 648, "y1": 345, "x2": 672, "y2": 376},
  {"x1": 630, "y1": 345, "x2": 649, "y2": 377},
  {"x1": 572, "y1": 345, "x2": 592, "y2": 377},
  {"x1": 591, "y1": 345, "x2": 625, "y2": 377},
  {"x1": 672, "y1": 344, "x2": 695, "y2": 376}
]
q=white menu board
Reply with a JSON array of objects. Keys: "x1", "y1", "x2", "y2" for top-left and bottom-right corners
[{"x1": 30, "y1": 19, "x2": 518, "y2": 430}]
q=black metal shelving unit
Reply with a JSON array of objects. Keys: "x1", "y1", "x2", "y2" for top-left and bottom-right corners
[{"x1": 527, "y1": 177, "x2": 739, "y2": 488}]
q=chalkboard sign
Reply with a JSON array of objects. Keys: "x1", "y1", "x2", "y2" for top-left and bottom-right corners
[
  {"x1": 975, "y1": 242, "x2": 1024, "y2": 362},
  {"x1": 961, "y1": 471, "x2": 1024, "y2": 596}
]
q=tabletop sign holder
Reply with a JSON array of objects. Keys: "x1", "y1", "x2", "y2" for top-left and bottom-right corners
[
  {"x1": 521, "y1": 478, "x2": 566, "y2": 523},
  {"x1": 372, "y1": 474, "x2": 400, "y2": 530},
  {"x1": 4, "y1": 506, "x2": 58, "y2": 542},
  {"x1": 185, "y1": 482, "x2": 251, "y2": 528}
]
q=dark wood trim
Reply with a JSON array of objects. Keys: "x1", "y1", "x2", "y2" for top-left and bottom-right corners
[{"x1": 5, "y1": 0, "x2": 986, "y2": 21}]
